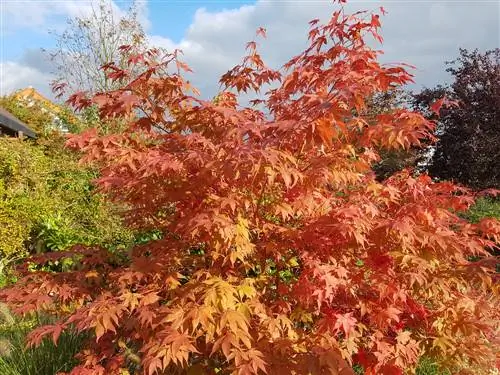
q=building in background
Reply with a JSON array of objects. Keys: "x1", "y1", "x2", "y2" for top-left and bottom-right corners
[
  {"x1": 13, "y1": 87, "x2": 78, "y2": 133},
  {"x1": 0, "y1": 107, "x2": 36, "y2": 138}
]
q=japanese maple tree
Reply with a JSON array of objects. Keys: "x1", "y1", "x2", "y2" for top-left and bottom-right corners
[{"x1": 2, "y1": 2, "x2": 499, "y2": 375}]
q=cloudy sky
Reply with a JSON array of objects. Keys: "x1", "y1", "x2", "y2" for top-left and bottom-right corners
[{"x1": 1, "y1": 0, "x2": 498, "y2": 101}]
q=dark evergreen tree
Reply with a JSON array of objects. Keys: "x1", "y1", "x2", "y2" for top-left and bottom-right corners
[{"x1": 412, "y1": 48, "x2": 500, "y2": 190}]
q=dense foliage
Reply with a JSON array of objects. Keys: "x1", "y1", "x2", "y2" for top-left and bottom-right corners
[
  {"x1": 0, "y1": 135, "x2": 133, "y2": 278},
  {"x1": 364, "y1": 89, "x2": 424, "y2": 181},
  {"x1": 0, "y1": 96, "x2": 134, "y2": 284},
  {"x1": 2, "y1": 3, "x2": 499, "y2": 375},
  {"x1": 411, "y1": 48, "x2": 500, "y2": 190}
]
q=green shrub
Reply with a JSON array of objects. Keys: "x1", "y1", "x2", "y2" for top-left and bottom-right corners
[
  {"x1": 0, "y1": 135, "x2": 134, "y2": 283},
  {"x1": 0, "y1": 136, "x2": 134, "y2": 255},
  {"x1": 0, "y1": 93, "x2": 135, "y2": 273}
]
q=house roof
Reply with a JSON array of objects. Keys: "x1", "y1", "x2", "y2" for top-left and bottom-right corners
[
  {"x1": 15, "y1": 87, "x2": 62, "y2": 113},
  {"x1": 14, "y1": 87, "x2": 79, "y2": 127},
  {"x1": 0, "y1": 106, "x2": 37, "y2": 138}
]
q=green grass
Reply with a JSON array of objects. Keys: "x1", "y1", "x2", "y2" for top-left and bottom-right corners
[
  {"x1": 463, "y1": 196, "x2": 500, "y2": 223},
  {"x1": 0, "y1": 304, "x2": 85, "y2": 375},
  {"x1": 416, "y1": 357, "x2": 451, "y2": 375},
  {"x1": 352, "y1": 357, "x2": 450, "y2": 375}
]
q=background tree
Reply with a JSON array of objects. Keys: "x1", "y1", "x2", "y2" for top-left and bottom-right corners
[
  {"x1": 2, "y1": 4, "x2": 499, "y2": 375},
  {"x1": 364, "y1": 88, "x2": 426, "y2": 180},
  {"x1": 412, "y1": 48, "x2": 500, "y2": 190},
  {"x1": 47, "y1": 0, "x2": 148, "y2": 97}
]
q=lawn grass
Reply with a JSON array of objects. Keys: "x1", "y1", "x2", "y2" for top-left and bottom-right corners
[
  {"x1": 0, "y1": 304, "x2": 86, "y2": 375},
  {"x1": 463, "y1": 196, "x2": 500, "y2": 223}
]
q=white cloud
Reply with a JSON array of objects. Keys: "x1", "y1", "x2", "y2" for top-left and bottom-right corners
[
  {"x1": 4, "y1": 2, "x2": 89, "y2": 33},
  {"x1": 3, "y1": 0, "x2": 135, "y2": 34},
  {"x1": 21, "y1": 49, "x2": 53, "y2": 74},
  {"x1": 147, "y1": 0, "x2": 499, "y2": 99},
  {"x1": 0, "y1": 61, "x2": 54, "y2": 97},
  {"x1": 1, "y1": 0, "x2": 147, "y2": 99},
  {"x1": 3, "y1": 0, "x2": 499, "y2": 102},
  {"x1": 134, "y1": 1, "x2": 152, "y2": 32}
]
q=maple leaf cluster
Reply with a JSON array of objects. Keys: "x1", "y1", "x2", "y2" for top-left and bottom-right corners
[{"x1": 2, "y1": 2, "x2": 499, "y2": 375}]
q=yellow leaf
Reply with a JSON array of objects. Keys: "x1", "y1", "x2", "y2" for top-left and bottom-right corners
[
  {"x1": 432, "y1": 336, "x2": 455, "y2": 353},
  {"x1": 288, "y1": 257, "x2": 300, "y2": 267},
  {"x1": 85, "y1": 270, "x2": 99, "y2": 279},
  {"x1": 237, "y1": 282, "x2": 256, "y2": 300}
]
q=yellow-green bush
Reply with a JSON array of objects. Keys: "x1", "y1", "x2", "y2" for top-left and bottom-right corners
[
  {"x1": 0, "y1": 121, "x2": 135, "y2": 286},
  {"x1": 0, "y1": 208, "x2": 28, "y2": 260},
  {"x1": 0, "y1": 137, "x2": 134, "y2": 262}
]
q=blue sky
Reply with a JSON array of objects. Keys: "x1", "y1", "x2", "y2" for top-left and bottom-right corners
[
  {"x1": 2, "y1": 1, "x2": 250, "y2": 60},
  {"x1": 1, "y1": 0, "x2": 499, "y2": 99},
  {"x1": 147, "y1": 1, "x2": 253, "y2": 42}
]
